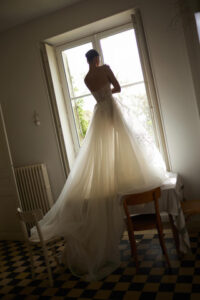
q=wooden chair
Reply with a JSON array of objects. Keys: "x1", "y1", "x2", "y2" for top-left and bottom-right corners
[
  {"x1": 16, "y1": 207, "x2": 64, "y2": 286},
  {"x1": 181, "y1": 200, "x2": 200, "y2": 222},
  {"x1": 123, "y1": 187, "x2": 171, "y2": 271}
]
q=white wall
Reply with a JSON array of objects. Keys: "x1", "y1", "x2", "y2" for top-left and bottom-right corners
[
  {"x1": 139, "y1": 0, "x2": 200, "y2": 197},
  {"x1": 0, "y1": 0, "x2": 199, "y2": 215},
  {"x1": 0, "y1": 106, "x2": 22, "y2": 240}
]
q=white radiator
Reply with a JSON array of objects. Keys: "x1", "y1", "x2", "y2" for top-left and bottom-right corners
[{"x1": 15, "y1": 163, "x2": 54, "y2": 215}]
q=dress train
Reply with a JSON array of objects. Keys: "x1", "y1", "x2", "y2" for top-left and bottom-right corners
[{"x1": 31, "y1": 83, "x2": 167, "y2": 280}]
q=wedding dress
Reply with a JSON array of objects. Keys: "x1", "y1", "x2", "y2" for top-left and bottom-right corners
[{"x1": 31, "y1": 83, "x2": 167, "y2": 281}]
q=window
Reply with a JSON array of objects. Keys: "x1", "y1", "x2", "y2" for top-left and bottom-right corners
[
  {"x1": 56, "y1": 25, "x2": 160, "y2": 151},
  {"x1": 44, "y1": 10, "x2": 169, "y2": 171}
]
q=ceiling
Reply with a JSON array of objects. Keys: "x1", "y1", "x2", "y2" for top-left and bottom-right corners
[{"x1": 0, "y1": 0, "x2": 85, "y2": 33}]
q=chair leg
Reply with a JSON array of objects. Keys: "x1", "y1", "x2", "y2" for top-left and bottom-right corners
[
  {"x1": 156, "y1": 223, "x2": 171, "y2": 268},
  {"x1": 42, "y1": 246, "x2": 53, "y2": 287},
  {"x1": 127, "y1": 230, "x2": 139, "y2": 271}
]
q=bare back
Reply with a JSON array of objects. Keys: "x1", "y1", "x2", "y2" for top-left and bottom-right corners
[{"x1": 84, "y1": 64, "x2": 121, "y2": 94}]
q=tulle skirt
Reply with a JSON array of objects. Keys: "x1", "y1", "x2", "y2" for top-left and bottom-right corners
[{"x1": 31, "y1": 96, "x2": 166, "y2": 280}]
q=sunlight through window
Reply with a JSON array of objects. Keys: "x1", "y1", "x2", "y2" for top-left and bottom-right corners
[{"x1": 60, "y1": 27, "x2": 156, "y2": 147}]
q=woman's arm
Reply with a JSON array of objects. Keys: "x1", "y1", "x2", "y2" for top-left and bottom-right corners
[{"x1": 104, "y1": 65, "x2": 121, "y2": 94}]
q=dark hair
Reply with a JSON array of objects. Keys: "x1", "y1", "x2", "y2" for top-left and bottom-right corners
[{"x1": 85, "y1": 49, "x2": 99, "y2": 63}]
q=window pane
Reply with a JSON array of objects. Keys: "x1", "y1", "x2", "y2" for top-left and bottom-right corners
[
  {"x1": 62, "y1": 43, "x2": 92, "y2": 98},
  {"x1": 71, "y1": 95, "x2": 96, "y2": 144},
  {"x1": 100, "y1": 29, "x2": 144, "y2": 85},
  {"x1": 117, "y1": 83, "x2": 155, "y2": 141}
]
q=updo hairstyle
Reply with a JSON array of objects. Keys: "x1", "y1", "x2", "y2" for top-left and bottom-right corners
[{"x1": 85, "y1": 49, "x2": 99, "y2": 63}]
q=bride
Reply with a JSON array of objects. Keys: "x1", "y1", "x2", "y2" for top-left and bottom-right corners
[{"x1": 31, "y1": 49, "x2": 167, "y2": 281}]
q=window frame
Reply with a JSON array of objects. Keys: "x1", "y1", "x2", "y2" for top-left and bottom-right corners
[{"x1": 48, "y1": 9, "x2": 170, "y2": 170}]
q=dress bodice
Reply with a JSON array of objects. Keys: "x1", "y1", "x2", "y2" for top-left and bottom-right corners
[{"x1": 91, "y1": 83, "x2": 112, "y2": 103}]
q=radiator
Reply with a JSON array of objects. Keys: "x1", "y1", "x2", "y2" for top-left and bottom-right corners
[{"x1": 15, "y1": 163, "x2": 54, "y2": 215}]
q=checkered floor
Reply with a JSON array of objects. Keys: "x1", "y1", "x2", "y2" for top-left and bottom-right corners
[{"x1": 1, "y1": 231, "x2": 200, "y2": 300}]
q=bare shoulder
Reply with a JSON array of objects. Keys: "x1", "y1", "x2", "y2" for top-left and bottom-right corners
[
  {"x1": 101, "y1": 64, "x2": 110, "y2": 69},
  {"x1": 101, "y1": 64, "x2": 112, "y2": 74}
]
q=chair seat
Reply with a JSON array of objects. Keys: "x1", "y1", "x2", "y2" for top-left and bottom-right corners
[
  {"x1": 129, "y1": 214, "x2": 157, "y2": 231},
  {"x1": 181, "y1": 200, "x2": 200, "y2": 217}
]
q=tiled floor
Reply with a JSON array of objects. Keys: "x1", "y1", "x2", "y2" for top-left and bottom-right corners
[{"x1": 0, "y1": 231, "x2": 200, "y2": 300}]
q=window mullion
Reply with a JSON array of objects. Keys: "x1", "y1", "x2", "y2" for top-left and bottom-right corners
[
  {"x1": 120, "y1": 81, "x2": 144, "y2": 90},
  {"x1": 93, "y1": 34, "x2": 104, "y2": 65},
  {"x1": 64, "y1": 55, "x2": 74, "y2": 98},
  {"x1": 64, "y1": 57, "x2": 82, "y2": 145},
  {"x1": 71, "y1": 93, "x2": 91, "y2": 100}
]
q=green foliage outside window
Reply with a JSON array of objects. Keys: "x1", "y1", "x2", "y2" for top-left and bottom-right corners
[
  {"x1": 76, "y1": 98, "x2": 89, "y2": 138},
  {"x1": 72, "y1": 78, "x2": 90, "y2": 141}
]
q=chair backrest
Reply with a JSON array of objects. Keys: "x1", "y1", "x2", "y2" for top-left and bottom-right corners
[
  {"x1": 123, "y1": 187, "x2": 161, "y2": 206},
  {"x1": 123, "y1": 187, "x2": 161, "y2": 220},
  {"x1": 16, "y1": 207, "x2": 44, "y2": 242}
]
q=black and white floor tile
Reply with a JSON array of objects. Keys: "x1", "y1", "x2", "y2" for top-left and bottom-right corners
[{"x1": 0, "y1": 231, "x2": 200, "y2": 299}]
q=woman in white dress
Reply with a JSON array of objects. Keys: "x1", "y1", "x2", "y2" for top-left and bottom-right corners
[{"x1": 31, "y1": 49, "x2": 167, "y2": 281}]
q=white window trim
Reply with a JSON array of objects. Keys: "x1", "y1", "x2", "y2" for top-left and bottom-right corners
[{"x1": 42, "y1": 9, "x2": 170, "y2": 173}]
